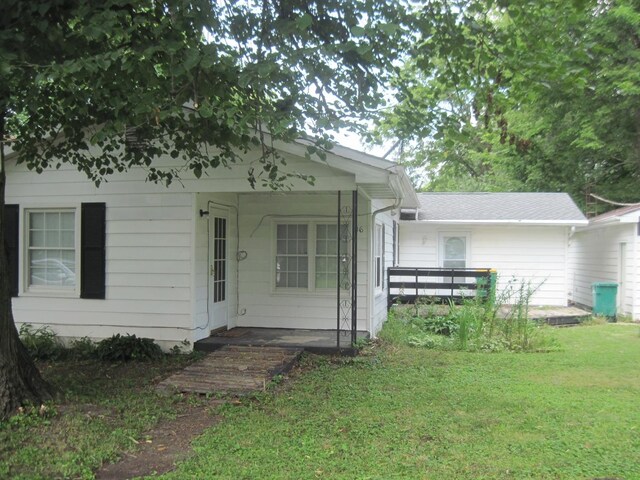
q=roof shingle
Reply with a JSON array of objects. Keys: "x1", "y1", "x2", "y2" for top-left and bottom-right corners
[{"x1": 407, "y1": 192, "x2": 586, "y2": 223}]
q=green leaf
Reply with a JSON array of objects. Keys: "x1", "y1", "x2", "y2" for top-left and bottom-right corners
[
  {"x1": 199, "y1": 103, "x2": 214, "y2": 118},
  {"x1": 297, "y1": 14, "x2": 313, "y2": 30},
  {"x1": 350, "y1": 25, "x2": 366, "y2": 37}
]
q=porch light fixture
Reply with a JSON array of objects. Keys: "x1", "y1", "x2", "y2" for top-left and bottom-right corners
[{"x1": 199, "y1": 209, "x2": 210, "y2": 218}]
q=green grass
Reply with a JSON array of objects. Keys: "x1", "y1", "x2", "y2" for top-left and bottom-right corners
[
  {"x1": 2, "y1": 325, "x2": 638, "y2": 479},
  {"x1": 0, "y1": 355, "x2": 200, "y2": 479},
  {"x1": 160, "y1": 324, "x2": 640, "y2": 479}
]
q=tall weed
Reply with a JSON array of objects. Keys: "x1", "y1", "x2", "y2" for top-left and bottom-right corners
[
  {"x1": 19, "y1": 324, "x2": 66, "y2": 360},
  {"x1": 383, "y1": 277, "x2": 555, "y2": 353}
]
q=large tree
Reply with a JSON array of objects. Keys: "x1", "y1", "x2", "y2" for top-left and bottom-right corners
[
  {"x1": 0, "y1": 0, "x2": 408, "y2": 419},
  {"x1": 377, "y1": 0, "x2": 640, "y2": 207}
]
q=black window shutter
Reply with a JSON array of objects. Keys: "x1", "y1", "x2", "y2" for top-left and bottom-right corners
[
  {"x1": 81, "y1": 203, "x2": 106, "y2": 299},
  {"x1": 4, "y1": 204, "x2": 19, "y2": 297}
]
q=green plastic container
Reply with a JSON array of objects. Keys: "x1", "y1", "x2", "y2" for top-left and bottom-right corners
[{"x1": 592, "y1": 282, "x2": 618, "y2": 320}]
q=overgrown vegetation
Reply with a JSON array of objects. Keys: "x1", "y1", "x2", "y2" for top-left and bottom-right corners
[
  {"x1": 18, "y1": 324, "x2": 66, "y2": 361},
  {"x1": 381, "y1": 279, "x2": 556, "y2": 352},
  {"x1": 19, "y1": 325, "x2": 167, "y2": 362}
]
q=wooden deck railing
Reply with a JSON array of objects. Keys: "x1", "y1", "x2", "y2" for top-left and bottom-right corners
[{"x1": 387, "y1": 267, "x2": 495, "y2": 307}]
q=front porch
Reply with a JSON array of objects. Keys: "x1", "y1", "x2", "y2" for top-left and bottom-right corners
[{"x1": 194, "y1": 327, "x2": 370, "y2": 354}]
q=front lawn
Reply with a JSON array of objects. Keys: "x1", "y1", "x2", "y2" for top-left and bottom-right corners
[
  {"x1": 1, "y1": 323, "x2": 638, "y2": 479},
  {"x1": 163, "y1": 323, "x2": 640, "y2": 479}
]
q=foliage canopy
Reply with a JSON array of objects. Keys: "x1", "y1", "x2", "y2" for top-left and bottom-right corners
[
  {"x1": 1, "y1": 0, "x2": 408, "y2": 186},
  {"x1": 377, "y1": 0, "x2": 640, "y2": 207}
]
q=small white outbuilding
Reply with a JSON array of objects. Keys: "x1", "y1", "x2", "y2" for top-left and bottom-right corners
[
  {"x1": 398, "y1": 192, "x2": 588, "y2": 306},
  {"x1": 568, "y1": 205, "x2": 640, "y2": 320}
]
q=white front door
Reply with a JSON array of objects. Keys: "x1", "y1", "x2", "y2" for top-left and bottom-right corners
[{"x1": 208, "y1": 207, "x2": 228, "y2": 332}]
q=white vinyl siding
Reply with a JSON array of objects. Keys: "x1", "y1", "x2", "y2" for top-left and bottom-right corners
[
  {"x1": 399, "y1": 223, "x2": 570, "y2": 306},
  {"x1": 236, "y1": 192, "x2": 369, "y2": 331},
  {"x1": 7, "y1": 160, "x2": 195, "y2": 348},
  {"x1": 6, "y1": 142, "x2": 394, "y2": 343},
  {"x1": 370, "y1": 203, "x2": 396, "y2": 336},
  {"x1": 568, "y1": 222, "x2": 638, "y2": 319}
]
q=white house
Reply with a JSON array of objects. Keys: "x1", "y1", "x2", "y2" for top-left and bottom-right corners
[
  {"x1": 398, "y1": 192, "x2": 588, "y2": 306},
  {"x1": 568, "y1": 205, "x2": 640, "y2": 320},
  {"x1": 4, "y1": 139, "x2": 418, "y2": 350}
]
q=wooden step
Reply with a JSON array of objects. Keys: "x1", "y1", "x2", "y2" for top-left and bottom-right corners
[{"x1": 157, "y1": 345, "x2": 302, "y2": 395}]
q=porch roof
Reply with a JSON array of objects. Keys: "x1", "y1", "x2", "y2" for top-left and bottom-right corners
[{"x1": 274, "y1": 138, "x2": 419, "y2": 209}]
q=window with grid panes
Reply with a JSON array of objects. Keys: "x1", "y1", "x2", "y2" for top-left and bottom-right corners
[
  {"x1": 276, "y1": 224, "x2": 308, "y2": 288},
  {"x1": 27, "y1": 210, "x2": 76, "y2": 289},
  {"x1": 315, "y1": 224, "x2": 349, "y2": 289},
  {"x1": 275, "y1": 223, "x2": 350, "y2": 290}
]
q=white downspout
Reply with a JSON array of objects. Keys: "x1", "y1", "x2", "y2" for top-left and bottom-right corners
[{"x1": 368, "y1": 173, "x2": 404, "y2": 336}]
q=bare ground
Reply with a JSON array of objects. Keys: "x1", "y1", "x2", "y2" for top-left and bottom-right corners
[{"x1": 96, "y1": 399, "x2": 228, "y2": 479}]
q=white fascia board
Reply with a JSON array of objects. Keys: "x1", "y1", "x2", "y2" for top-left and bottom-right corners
[
  {"x1": 273, "y1": 137, "x2": 396, "y2": 181},
  {"x1": 410, "y1": 219, "x2": 590, "y2": 226},
  {"x1": 618, "y1": 213, "x2": 640, "y2": 223},
  {"x1": 578, "y1": 213, "x2": 639, "y2": 231},
  {"x1": 391, "y1": 168, "x2": 419, "y2": 208}
]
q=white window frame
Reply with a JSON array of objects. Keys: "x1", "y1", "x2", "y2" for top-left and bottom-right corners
[
  {"x1": 273, "y1": 220, "x2": 347, "y2": 293},
  {"x1": 438, "y1": 231, "x2": 471, "y2": 269},
  {"x1": 22, "y1": 206, "x2": 81, "y2": 298},
  {"x1": 374, "y1": 223, "x2": 383, "y2": 291}
]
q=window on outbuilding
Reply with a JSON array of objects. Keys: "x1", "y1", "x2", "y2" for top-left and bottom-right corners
[{"x1": 442, "y1": 236, "x2": 467, "y2": 269}]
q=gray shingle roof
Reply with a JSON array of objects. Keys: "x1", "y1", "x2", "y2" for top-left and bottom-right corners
[{"x1": 406, "y1": 192, "x2": 587, "y2": 223}]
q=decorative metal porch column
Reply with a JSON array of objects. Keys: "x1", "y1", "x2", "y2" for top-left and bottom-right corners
[{"x1": 336, "y1": 191, "x2": 358, "y2": 349}]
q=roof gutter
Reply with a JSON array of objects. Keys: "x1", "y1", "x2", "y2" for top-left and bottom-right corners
[
  {"x1": 371, "y1": 169, "x2": 410, "y2": 219},
  {"x1": 407, "y1": 219, "x2": 589, "y2": 226}
]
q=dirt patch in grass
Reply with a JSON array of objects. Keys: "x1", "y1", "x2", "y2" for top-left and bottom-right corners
[
  {"x1": 96, "y1": 400, "x2": 225, "y2": 479},
  {"x1": 0, "y1": 354, "x2": 213, "y2": 479}
]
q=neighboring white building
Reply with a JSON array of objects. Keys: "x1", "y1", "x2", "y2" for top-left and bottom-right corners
[
  {"x1": 398, "y1": 192, "x2": 588, "y2": 306},
  {"x1": 4, "y1": 140, "x2": 417, "y2": 349},
  {"x1": 568, "y1": 205, "x2": 640, "y2": 320}
]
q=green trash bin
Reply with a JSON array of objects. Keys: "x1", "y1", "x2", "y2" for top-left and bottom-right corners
[{"x1": 592, "y1": 282, "x2": 618, "y2": 320}]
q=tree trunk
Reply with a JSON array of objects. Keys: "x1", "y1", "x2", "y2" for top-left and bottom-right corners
[{"x1": 0, "y1": 115, "x2": 53, "y2": 420}]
